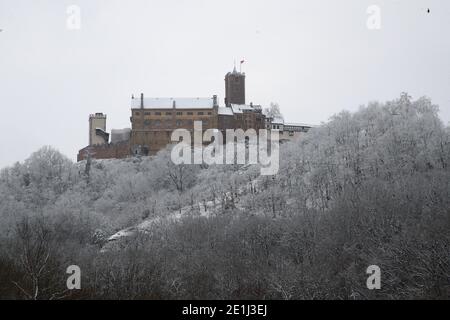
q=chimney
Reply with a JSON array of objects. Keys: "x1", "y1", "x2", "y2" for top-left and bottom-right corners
[
  {"x1": 140, "y1": 93, "x2": 144, "y2": 109},
  {"x1": 213, "y1": 95, "x2": 218, "y2": 107}
]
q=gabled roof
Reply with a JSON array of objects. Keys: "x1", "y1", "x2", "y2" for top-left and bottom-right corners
[{"x1": 131, "y1": 97, "x2": 214, "y2": 109}]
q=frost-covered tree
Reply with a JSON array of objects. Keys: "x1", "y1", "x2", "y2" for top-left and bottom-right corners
[
  {"x1": 0, "y1": 93, "x2": 448, "y2": 299},
  {"x1": 264, "y1": 102, "x2": 284, "y2": 120}
]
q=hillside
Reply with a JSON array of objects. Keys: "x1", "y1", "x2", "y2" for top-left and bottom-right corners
[{"x1": 0, "y1": 94, "x2": 449, "y2": 299}]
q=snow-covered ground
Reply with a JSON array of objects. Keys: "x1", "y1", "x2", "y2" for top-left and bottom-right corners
[
  {"x1": 102, "y1": 173, "x2": 260, "y2": 252},
  {"x1": 101, "y1": 198, "x2": 223, "y2": 252}
]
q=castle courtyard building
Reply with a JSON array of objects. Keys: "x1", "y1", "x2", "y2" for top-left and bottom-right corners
[{"x1": 77, "y1": 69, "x2": 312, "y2": 162}]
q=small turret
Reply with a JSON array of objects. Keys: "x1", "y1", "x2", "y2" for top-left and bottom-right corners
[{"x1": 89, "y1": 113, "x2": 107, "y2": 146}]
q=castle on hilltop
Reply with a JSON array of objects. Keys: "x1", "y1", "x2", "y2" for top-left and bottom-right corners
[{"x1": 77, "y1": 68, "x2": 313, "y2": 161}]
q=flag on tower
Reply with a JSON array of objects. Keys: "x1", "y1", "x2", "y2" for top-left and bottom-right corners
[{"x1": 240, "y1": 59, "x2": 245, "y2": 64}]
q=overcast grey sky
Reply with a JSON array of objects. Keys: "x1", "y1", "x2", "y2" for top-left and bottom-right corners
[{"x1": 0, "y1": 0, "x2": 449, "y2": 168}]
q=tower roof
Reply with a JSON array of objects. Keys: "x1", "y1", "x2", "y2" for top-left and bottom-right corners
[{"x1": 226, "y1": 69, "x2": 245, "y2": 77}]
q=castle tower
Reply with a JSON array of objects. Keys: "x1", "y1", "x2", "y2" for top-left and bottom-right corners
[
  {"x1": 89, "y1": 113, "x2": 107, "y2": 145},
  {"x1": 225, "y1": 67, "x2": 245, "y2": 106}
]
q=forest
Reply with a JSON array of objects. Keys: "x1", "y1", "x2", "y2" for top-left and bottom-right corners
[{"x1": 0, "y1": 93, "x2": 448, "y2": 299}]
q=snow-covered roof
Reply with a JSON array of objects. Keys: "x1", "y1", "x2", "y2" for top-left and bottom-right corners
[
  {"x1": 230, "y1": 104, "x2": 243, "y2": 114},
  {"x1": 218, "y1": 107, "x2": 234, "y2": 116},
  {"x1": 111, "y1": 128, "x2": 131, "y2": 134},
  {"x1": 95, "y1": 128, "x2": 109, "y2": 142},
  {"x1": 229, "y1": 104, "x2": 262, "y2": 113},
  {"x1": 131, "y1": 97, "x2": 214, "y2": 109},
  {"x1": 284, "y1": 122, "x2": 315, "y2": 128}
]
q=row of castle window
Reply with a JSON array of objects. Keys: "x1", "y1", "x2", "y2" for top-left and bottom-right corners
[
  {"x1": 284, "y1": 126, "x2": 308, "y2": 132},
  {"x1": 135, "y1": 111, "x2": 212, "y2": 116},
  {"x1": 139, "y1": 119, "x2": 210, "y2": 127}
]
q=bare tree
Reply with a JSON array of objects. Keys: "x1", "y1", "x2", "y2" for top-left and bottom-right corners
[{"x1": 12, "y1": 217, "x2": 69, "y2": 300}]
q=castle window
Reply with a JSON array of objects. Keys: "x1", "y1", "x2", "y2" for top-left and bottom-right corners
[
  {"x1": 177, "y1": 112, "x2": 183, "y2": 116},
  {"x1": 144, "y1": 112, "x2": 151, "y2": 116},
  {"x1": 144, "y1": 120, "x2": 151, "y2": 127},
  {"x1": 187, "y1": 112, "x2": 193, "y2": 115},
  {"x1": 198, "y1": 112, "x2": 204, "y2": 115},
  {"x1": 155, "y1": 120, "x2": 161, "y2": 127},
  {"x1": 155, "y1": 112, "x2": 162, "y2": 116},
  {"x1": 176, "y1": 120, "x2": 182, "y2": 127},
  {"x1": 208, "y1": 112, "x2": 212, "y2": 115},
  {"x1": 166, "y1": 112, "x2": 172, "y2": 116},
  {"x1": 135, "y1": 112, "x2": 140, "y2": 116},
  {"x1": 203, "y1": 120, "x2": 209, "y2": 126}
]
